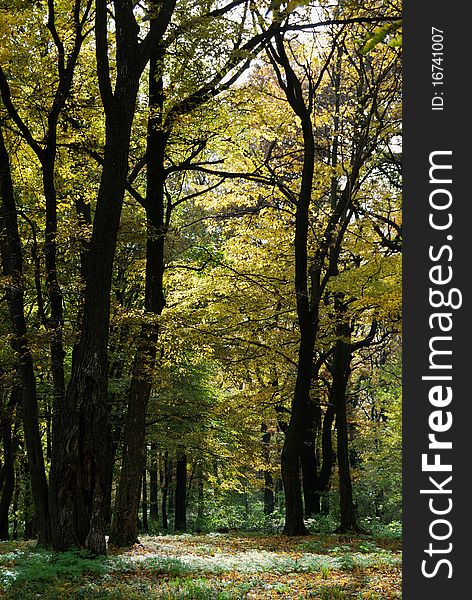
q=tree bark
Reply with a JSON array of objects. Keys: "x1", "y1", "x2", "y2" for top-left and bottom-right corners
[
  {"x1": 300, "y1": 441, "x2": 320, "y2": 517},
  {"x1": 281, "y1": 338, "x2": 315, "y2": 535},
  {"x1": 49, "y1": 104, "x2": 137, "y2": 553},
  {"x1": 279, "y1": 111, "x2": 316, "y2": 537},
  {"x1": 0, "y1": 127, "x2": 51, "y2": 546},
  {"x1": 109, "y1": 41, "x2": 167, "y2": 548},
  {"x1": 300, "y1": 400, "x2": 336, "y2": 517}
]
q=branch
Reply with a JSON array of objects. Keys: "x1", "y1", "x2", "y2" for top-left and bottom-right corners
[
  {"x1": 137, "y1": 0, "x2": 177, "y2": 73},
  {"x1": 190, "y1": 325, "x2": 298, "y2": 368},
  {"x1": 17, "y1": 211, "x2": 47, "y2": 326},
  {"x1": 351, "y1": 320, "x2": 378, "y2": 352},
  {"x1": 61, "y1": 143, "x2": 147, "y2": 208},
  {"x1": 166, "y1": 20, "x2": 281, "y2": 123},
  {"x1": 47, "y1": 0, "x2": 66, "y2": 77},
  {"x1": 170, "y1": 163, "x2": 297, "y2": 205},
  {"x1": 0, "y1": 67, "x2": 43, "y2": 159},
  {"x1": 95, "y1": 0, "x2": 114, "y2": 110},
  {"x1": 282, "y1": 16, "x2": 403, "y2": 34}
]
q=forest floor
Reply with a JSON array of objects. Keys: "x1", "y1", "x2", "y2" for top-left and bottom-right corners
[{"x1": 0, "y1": 533, "x2": 401, "y2": 599}]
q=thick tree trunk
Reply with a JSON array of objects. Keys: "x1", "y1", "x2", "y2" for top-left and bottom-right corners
[
  {"x1": 281, "y1": 332, "x2": 314, "y2": 536},
  {"x1": 48, "y1": 0, "x2": 177, "y2": 552},
  {"x1": 281, "y1": 432, "x2": 306, "y2": 535},
  {"x1": 0, "y1": 128, "x2": 51, "y2": 546},
  {"x1": 49, "y1": 105, "x2": 137, "y2": 554},
  {"x1": 301, "y1": 400, "x2": 336, "y2": 518},
  {"x1": 174, "y1": 453, "x2": 187, "y2": 531},
  {"x1": 109, "y1": 44, "x2": 167, "y2": 548}
]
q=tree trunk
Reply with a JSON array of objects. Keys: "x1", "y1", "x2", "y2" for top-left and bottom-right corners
[
  {"x1": 109, "y1": 43, "x2": 167, "y2": 548},
  {"x1": 261, "y1": 425, "x2": 274, "y2": 515},
  {"x1": 281, "y1": 343, "x2": 315, "y2": 536},
  {"x1": 49, "y1": 104, "x2": 137, "y2": 554},
  {"x1": 272, "y1": 38, "x2": 317, "y2": 535},
  {"x1": 280, "y1": 148, "x2": 315, "y2": 534},
  {"x1": 281, "y1": 432, "x2": 306, "y2": 535},
  {"x1": 318, "y1": 403, "x2": 335, "y2": 512},
  {"x1": 301, "y1": 400, "x2": 336, "y2": 518},
  {"x1": 336, "y1": 402, "x2": 359, "y2": 532},
  {"x1": 161, "y1": 452, "x2": 169, "y2": 530},
  {"x1": 0, "y1": 127, "x2": 51, "y2": 546},
  {"x1": 0, "y1": 389, "x2": 19, "y2": 540},
  {"x1": 149, "y1": 444, "x2": 159, "y2": 521},
  {"x1": 197, "y1": 468, "x2": 204, "y2": 524},
  {"x1": 142, "y1": 468, "x2": 148, "y2": 532},
  {"x1": 332, "y1": 319, "x2": 360, "y2": 533},
  {"x1": 174, "y1": 453, "x2": 187, "y2": 531},
  {"x1": 281, "y1": 333, "x2": 314, "y2": 536},
  {"x1": 47, "y1": 0, "x2": 177, "y2": 552},
  {"x1": 108, "y1": 339, "x2": 153, "y2": 546},
  {"x1": 42, "y1": 158, "x2": 66, "y2": 442},
  {"x1": 299, "y1": 400, "x2": 321, "y2": 517},
  {"x1": 300, "y1": 442, "x2": 320, "y2": 517}
]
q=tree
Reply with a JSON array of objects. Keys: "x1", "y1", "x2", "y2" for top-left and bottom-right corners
[
  {"x1": 48, "y1": 0, "x2": 177, "y2": 554},
  {"x1": 0, "y1": 126, "x2": 50, "y2": 544},
  {"x1": 110, "y1": 0, "x2": 285, "y2": 547},
  {"x1": 264, "y1": 15, "x2": 400, "y2": 534}
]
